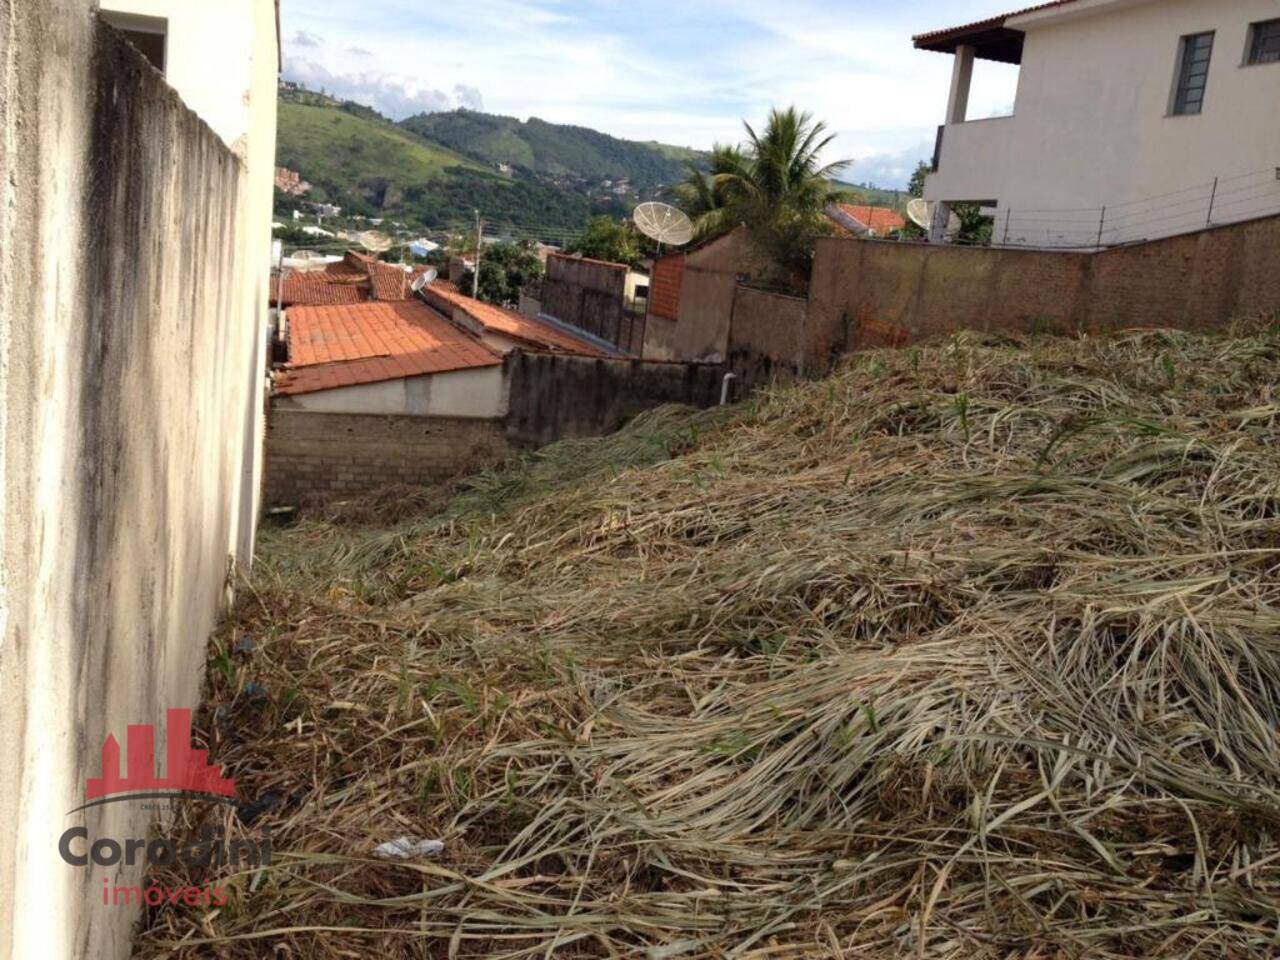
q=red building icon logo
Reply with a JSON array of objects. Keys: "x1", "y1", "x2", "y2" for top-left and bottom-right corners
[{"x1": 82, "y1": 708, "x2": 235, "y2": 809}]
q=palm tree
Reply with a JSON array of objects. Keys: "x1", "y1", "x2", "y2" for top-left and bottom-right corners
[
  {"x1": 674, "y1": 144, "x2": 748, "y2": 237},
  {"x1": 676, "y1": 108, "x2": 851, "y2": 272}
]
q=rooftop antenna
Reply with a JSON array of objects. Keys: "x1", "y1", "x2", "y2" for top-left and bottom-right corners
[
  {"x1": 633, "y1": 201, "x2": 694, "y2": 257},
  {"x1": 410, "y1": 267, "x2": 438, "y2": 294},
  {"x1": 906, "y1": 199, "x2": 961, "y2": 240}
]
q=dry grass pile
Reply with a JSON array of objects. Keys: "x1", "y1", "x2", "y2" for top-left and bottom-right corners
[{"x1": 136, "y1": 324, "x2": 1280, "y2": 959}]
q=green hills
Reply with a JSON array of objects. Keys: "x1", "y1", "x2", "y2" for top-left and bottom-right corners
[
  {"x1": 275, "y1": 88, "x2": 702, "y2": 237},
  {"x1": 399, "y1": 110, "x2": 700, "y2": 189}
]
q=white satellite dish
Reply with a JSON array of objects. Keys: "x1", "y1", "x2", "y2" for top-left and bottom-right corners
[
  {"x1": 633, "y1": 202, "x2": 694, "y2": 251},
  {"x1": 358, "y1": 230, "x2": 394, "y2": 253},
  {"x1": 410, "y1": 268, "x2": 438, "y2": 293},
  {"x1": 906, "y1": 198, "x2": 961, "y2": 239}
]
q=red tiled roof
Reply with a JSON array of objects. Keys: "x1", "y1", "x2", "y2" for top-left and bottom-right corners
[
  {"x1": 269, "y1": 272, "x2": 369, "y2": 308},
  {"x1": 421, "y1": 283, "x2": 609, "y2": 358},
  {"x1": 276, "y1": 300, "x2": 503, "y2": 396},
  {"x1": 835, "y1": 204, "x2": 908, "y2": 235}
]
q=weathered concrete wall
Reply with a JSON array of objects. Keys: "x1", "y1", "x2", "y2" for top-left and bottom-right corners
[
  {"x1": 0, "y1": 7, "x2": 271, "y2": 958},
  {"x1": 541, "y1": 254, "x2": 643, "y2": 354},
  {"x1": 264, "y1": 410, "x2": 513, "y2": 507},
  {"x1": 506, "y1": 351, "x2": 726, "y2": 447},
  {"x1": 727, "y1": 287, "x2": 809, "y2": 391},
  {"x1": 807, "y1": 214, "x2": 1280, "y2": 371},
  {"x1": 275, "y1": 367, "x2": 508, "y2": 419}
]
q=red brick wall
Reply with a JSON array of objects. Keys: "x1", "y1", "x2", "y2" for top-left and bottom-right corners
[{"x1": 648, "y1": 254, "x2": 685, "y2": 322}]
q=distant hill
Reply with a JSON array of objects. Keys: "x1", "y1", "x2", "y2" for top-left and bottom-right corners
[
  {"x1": 276, "y1": 91, "x2": 615, "y2": 234},
  {"x1": 399, "y1": 110, "x2": 702, "y2": 190}
]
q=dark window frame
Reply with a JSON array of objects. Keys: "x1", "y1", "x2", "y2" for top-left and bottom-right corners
[
  {"x1": 1171, "y1": 31, "x2": 1215, "y2": 116},
  {"x1": 1247, "y1": 19, "x2": 1280, "y2": 66}
]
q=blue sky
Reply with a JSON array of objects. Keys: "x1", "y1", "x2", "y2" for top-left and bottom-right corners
[{"x1": 280, "y1": 0, "x2": 1022, "y2": 189}]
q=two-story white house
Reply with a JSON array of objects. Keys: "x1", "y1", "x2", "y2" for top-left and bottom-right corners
[{"x1": 915, "y1": 0, "x2": 1280, "y2": 247}]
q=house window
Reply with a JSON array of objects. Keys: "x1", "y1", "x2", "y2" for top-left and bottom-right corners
[
  {"x1": 99, "y1": 12, "x2": 167, "y2": 74},
  {"x1": 1248, "y1": 19, "x2": 1280, "y2": 65},
  {"x1": 1172, "y1": 31, "x2": 1214, "y2": 115}
]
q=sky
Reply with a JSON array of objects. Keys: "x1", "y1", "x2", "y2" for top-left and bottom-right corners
[{"x1": 280, "y1": 0, "x2": 1023, "y2": 190}]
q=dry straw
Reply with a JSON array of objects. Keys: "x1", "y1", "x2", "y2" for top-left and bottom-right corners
[{"x1": 136, "y1": 323, "x2": 1280, "y2": 958}]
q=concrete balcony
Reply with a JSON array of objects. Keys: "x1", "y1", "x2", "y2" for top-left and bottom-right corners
[{"x1": 924, "y1": 115, "x2": 1016, "y2": 205}]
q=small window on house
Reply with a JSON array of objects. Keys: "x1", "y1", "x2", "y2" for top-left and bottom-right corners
[
  {"x1": 99, "y1": 12, "x2": 168, "y2": 74},
  {"x1": 1172, "y1": 31, "x2": 1214, "y2": 115},
  {"x1": 1248, "y1": 19, "x2": 1280, "y2": 65}
]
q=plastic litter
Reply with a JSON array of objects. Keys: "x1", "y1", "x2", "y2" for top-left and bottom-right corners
[{"x1": 373, "y1": 837, "x2": 444, "y2": 860}]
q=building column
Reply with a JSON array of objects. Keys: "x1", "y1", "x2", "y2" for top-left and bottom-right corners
[
  {"x1": 945, "y1": 44, "x2": 975, "y2": 125},
  {"x1": 928, "y1": 201, "x2": 954, "y2": 244}
]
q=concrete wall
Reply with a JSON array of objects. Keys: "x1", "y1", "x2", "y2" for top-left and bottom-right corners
[
  {"x1": 506, "y1": 352, "x2": 726, "y2": 447},
  {"x1": 264, "y1": 410, "x2": 513, "y2": 507},
  {"x1": 926, "y1": 0, "x2": 1280, "y2": 240},
  {"x1": 807, "y1": 212, "x2": 1280, "y2": 368},
  {"x1": 275, "y1": 367, "x2": 508, "y2": 418},
  {"x1": 0, "y1": 5, "x2": 275, "y2": 958},
  {"x1": 726, "y1": 287, "x2": 810, "y2": 390},
  {"x1": 541, "y1": 255, "x2": 642, "y2": 355}
]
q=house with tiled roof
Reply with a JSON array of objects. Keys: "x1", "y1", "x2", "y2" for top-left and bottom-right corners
[
  {"x1": 269, "y1": 250, "x2": 433, "y2": 308},
  {"x1": 827, "y1": 203, "x2": 908, "y2": 238},
  {"x1": 274, "y1": 300, "x2": 507, "y2": 417},
  {"x1": 420, "y1": 282, "x2": 616, "y2": 358},
  {"x1": 915, "y1": 0, "x2": 1280, "y2": 245}
]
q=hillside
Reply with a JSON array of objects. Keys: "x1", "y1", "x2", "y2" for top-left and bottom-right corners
[
  {"x1": 276, "y1": 96, "x2": 604, "y2": 233},
  {"x1": 135, "y1": 326, "x2": 1280, "y2": 958},
  {"x1": 399, "y1": 109, "x2": 701, "y2": 189}
]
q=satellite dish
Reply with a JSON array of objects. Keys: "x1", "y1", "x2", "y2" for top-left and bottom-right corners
[
  {"x1": 358, "y1": 230, "x2": 393, "y2": 253},
  {"x1": 906, "y1": 198, "x2": 961, "y2": 238},
  {"x1": 411, "y1": 268, "x2": 438, "y2": 293},
  {"x1": 633, "y1": 202, "x2": 694, "y2": 250}
]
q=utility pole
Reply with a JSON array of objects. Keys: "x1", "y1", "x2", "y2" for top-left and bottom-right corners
[{"x1": 472, "y1": 210, "x2": 481, "y2": 300}]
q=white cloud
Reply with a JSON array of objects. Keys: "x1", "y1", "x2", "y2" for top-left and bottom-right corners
[
  {"x1": 289, "y1": 30, "x2": 323, "y2": 48},
  {"x1": 279, "y1": 0, "x2": 1024, "y2": 184},
  {"x1": 283, "y1": 58, "x2": 485, "y2": 118}
]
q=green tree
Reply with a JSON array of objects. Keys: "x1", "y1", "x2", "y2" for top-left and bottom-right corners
[
  {"x1": 673, "y1": 144, "x2": 748, "y2": 237},
  {"x1": 675, "y1": 107, "x2": 851, "y2": 275},
  {"x1": 565, "y1": 216, "x2": 641, "y2": 266},
  {"x1": 460, "y1": 240, "x2": 544, "y2": 308},
  {"x1": 907, "y1": 161, "x2": 929, "y2": 199}
]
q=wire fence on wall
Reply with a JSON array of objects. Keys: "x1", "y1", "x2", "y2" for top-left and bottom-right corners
[{"x1": 982, "y1": 165, "x2": 1280, "y2": 251}]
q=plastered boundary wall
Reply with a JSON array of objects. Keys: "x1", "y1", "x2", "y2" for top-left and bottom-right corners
[{"x1": 0, "y1": 8, "x2": 263, "y2": 958}]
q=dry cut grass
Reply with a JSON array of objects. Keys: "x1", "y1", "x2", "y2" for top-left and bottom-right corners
[{"x1": 135, "y1": 323, "x2": 1280, "y2": 959}]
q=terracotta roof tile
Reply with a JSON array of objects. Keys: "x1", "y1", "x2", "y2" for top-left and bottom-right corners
[
  {"x1": 835, "y1": 204, "x2": 908, "y2": 235},
  {"x1": 421, "y1": 283, "x2": 609, "y2": 358},
  {"x1": 276, "y1": 300, "x2": 503, "y2": 396}
]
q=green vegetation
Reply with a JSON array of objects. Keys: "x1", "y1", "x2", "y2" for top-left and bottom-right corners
[
  {"x1": 400, "y1": 110, "x2": 700, "y2": 189},
  {"x1": 277, "y1": 102, "x2": 484, "y2": 207},
  {"x1": 135, "y1": 323, "x2": 1280, "y2": 959},
  {"x1": 275, "y1": 90, "x2": 700, "y2": 236},
  {"x1": 460, "y1": 240, "x2": 544, "y2": 308},
  {"x1": 564, "y1": 215, "x2": 641, "y2": 265},
  {"x1": 676, "y1": 107, "x2": 851, "y2": 275}
]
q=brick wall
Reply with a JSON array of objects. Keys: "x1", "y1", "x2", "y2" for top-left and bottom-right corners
[
  {"x1": 541, "y1": 254, "x2": 642, "y2": 354},
  {"x1": 648, "y1": 254, "x2": 684, "y2": 322},
  {"x1": 726, "y1": 286, "x2": 809, "y2": 391},
  {"x1": 807, "y1": 212, "x2": 1280, "y2": 373},
  {"x1": 265, "y1": 409, "x2": 513, "y2": 507},
  {"x1": 506, "y1": 351, "x2": 726, "y2": 447}
]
